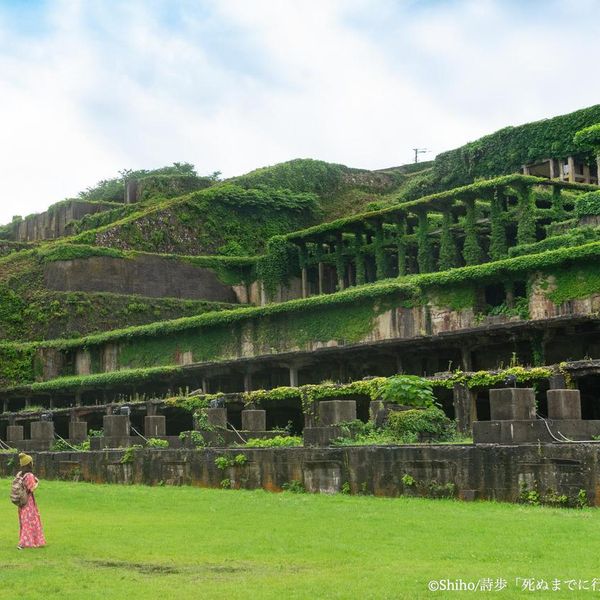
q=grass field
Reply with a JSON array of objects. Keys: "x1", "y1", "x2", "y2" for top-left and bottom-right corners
[{"x1": 1, "y1": 480, "x2": 600, "y2": 599}]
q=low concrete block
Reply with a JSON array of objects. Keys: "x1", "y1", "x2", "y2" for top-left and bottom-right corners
[
  {"x1": 489, "y1": 388, "x2": 536, "y2": 421},
  {"x1": 30, "y1": 421, "x2": 55, "y2": 441},
  {"x1": 6, "y1": 425, "x2": 24, "y2": 442},
  {"x1": 241, "y1": 410, "x2": 266, "y2": 432},
  {"x1": 69, "y1": 421, "x2": 88, "y2": 443},
  {"x1": 205, "y1": 408, "x2": 227, "y2": 429},
  {"x1": 547, "y1": 389, "x2": 581, "y2": 420},
  {"x1": 473, "y1": 420, "x2": 549, "y2": 444},
  {"x1": 303, "y1": 426, "x2": 344, "y2": 447},
  {"x1": 144, "y1": 416, "x2": 166, "y2": 437},
  {"x1": 103, "y1": 415, "x2": 130, "y2": 438},
  {"x1": 318, "y1": 400, "x2": 357, "y2": 426}
]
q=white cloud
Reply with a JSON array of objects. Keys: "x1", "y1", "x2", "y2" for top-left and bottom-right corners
[{"x1": 0, "y1": 0, "x2": 598, "y2": 224}]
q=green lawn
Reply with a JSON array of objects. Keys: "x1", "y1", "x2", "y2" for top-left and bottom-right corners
[{"x1": 1, "y1": 480, "x2": 599, "y2": 599}]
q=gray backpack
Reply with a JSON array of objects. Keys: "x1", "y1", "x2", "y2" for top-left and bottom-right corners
[{"x1": 10, "y1": 471, "x2": 28, "y2": 507}]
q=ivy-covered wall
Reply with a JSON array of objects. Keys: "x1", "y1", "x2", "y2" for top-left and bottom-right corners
[
  {"x1": 3, "y1": 242, "x2": 600, "y2": 390},
  {"x1": 432, "y1": 104, "x2": 600, "y2": 188}
]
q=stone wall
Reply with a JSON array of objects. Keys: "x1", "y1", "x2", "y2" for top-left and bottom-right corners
[
  {"x1": 2, "y1": 444, "x2": 599, "y2": 505},
  {"x1": 43, "y1": 254, "x2": 240, "y2": 302},
  {"x1": 31, "y1": 266, "x2": 600, "y2": 381},
  {"x1": 14, "y1": 201, "x2": 117, "y2": 242}
]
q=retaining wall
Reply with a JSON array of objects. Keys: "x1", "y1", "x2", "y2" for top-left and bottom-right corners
[{"x1": 3, "y1": 444, "x2": 600, "y2": 505}]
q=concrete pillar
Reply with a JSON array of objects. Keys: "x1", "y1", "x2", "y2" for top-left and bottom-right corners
[
  {"x1": 205, "y1": 408, "x2": 227, "y2": 429},
  {"x1": 318, "y1": 400, "x2": 357, "y2": 426},
  {"x1": 243, "y1": 371, "x2": 253, "y2": 392},
  {"x1": 7, "y1": 426, "x2": 24, "y2": 442},
  {"x1": 318, "y1": 262, "x2": 325, "y2": 295},
  {"x1": 547, "y1": 389, "x2": 581, "y2": 420},
  {"x1": 567, "y1": 156, "x2": 576, "y2": 182},
  {"x1": 289, "y1": 365, "x2": 299, "y2": 388},
  {"x1": 453, "y1": 383, "x2": 478, "y2": 434},
  {"x1": 241, "y1": 409, "x2": 266, "y2": 432},
  {"x1": 549, "y1": 159, "x2": 556, "y2": 179},
  {"x1": 103, "y1": 415, "x2": 130, "y2": 438},
  {"x1": 489, "y1": 388, "x2": 536, "y2": 421},
  {"x1": 125, "y1": 180, "x2": 138, "y2": 204},
  {"x1": 69, "y1": 421, "x2": 88, "y2": 443},
  {"x1": 75, "y1": 350, "x2": 91, "y2": 376},
  {"x1": 596, "y1": 156, "x2": 600, "y2": 184},
  {"x1": 30, "y1": 421, "x2": 54, "y2": 441},
  {"x1": 461, "y1": 346, "x2": 473, "y2": 372},
  {"x1": 583, "y1": 164, "x2": 591, "y2": 184},
  {"x1": 301, "y1": 267, "x2": 308, "y2": 299},
  {"x1": 144, "y1": 415, "x2": 166, "y2": 437}
]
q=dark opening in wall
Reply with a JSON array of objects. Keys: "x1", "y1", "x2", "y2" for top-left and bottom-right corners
[
  {"x1": 576, "y1": 375, "x2": 600, "y2": 420},
  {"x1": 484, "y1": 283, "x2": 505, "y2": 308},
  {"x1": 434, "y1": 387, "x2": 455, "y2": 420},
  {"x1": 163, "y1": 407, "x2": 194, "y2": 436},
  {"x1": 513, "y1": 281, "x2": 527, "y2": 299}
]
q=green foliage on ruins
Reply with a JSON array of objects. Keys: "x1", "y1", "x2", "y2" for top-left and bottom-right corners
[
  {"x1": 3, "y1": 237, "x2": 600, "y2": 387},
  {"x1": 575, "y1": 190, "x2": 600, "y2": 217},
  {"x1": 73, "y1": 184, "x2": 321, "y2": 256},
  {"x1": 77, "y1": 162, "x2": 211, "y2": 202},
  {"x1": 546, "y1": 264, "x2": 600, "y2": 305},
  {"x1": 573, "y1": 123, "x2": 600, "y2": 152},
  {"x1": 432, "y1": 104, "x2": 600, "y2": 188}
]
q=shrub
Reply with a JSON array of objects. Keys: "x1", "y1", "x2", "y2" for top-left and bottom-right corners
[
  {"x1": 386, "y1": 406, "x2": 455, "y2": 443},
  {"x1": 146, "y1": 438, "x2": 169, "y2": 448}
]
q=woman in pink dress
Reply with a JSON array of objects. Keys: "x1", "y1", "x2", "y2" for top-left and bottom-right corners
[{"x1": 16, "y1": 453, "x2": 46, "y2": 550}]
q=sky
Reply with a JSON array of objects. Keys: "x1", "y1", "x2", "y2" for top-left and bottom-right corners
[{"x1": 0, "y1": 0, "x2": 599, "y2": 223}]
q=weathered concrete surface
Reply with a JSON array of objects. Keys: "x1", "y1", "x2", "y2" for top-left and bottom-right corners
[
  {"x1": 13, "y1": 200, "x2": 116, "y2": 242},
  {"x1": 547, "y1": 389, "x2": 582, "y2": 420},
  {"x1": 43, "y1": 254, "x2": 239, "y2": 302},
  {"x1": 489, "y1": 388, "x2": 536, "y2": 421},
  {"x1": 3, "y1": 444, "x2": 600, "y2": 505}
]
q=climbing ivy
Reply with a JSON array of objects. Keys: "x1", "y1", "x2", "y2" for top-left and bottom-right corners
[
  {"x1": 396, "y1": 218, "x2": 407, "y2": 276},
  {"x1": 416, "y1": 211, "x2": 434, "y2": 273},
  {"x1": 462, "y1": 199, "x2": 482, "y2": 265},
  {"x1": 489, "y1": 189, "x2": 508, "y2": 260},
  {"x1": 516, "y1": 186, "x2": 537, "y2": 245},
  {"x1": 438, "y1": 210, "x2": 459, "y2": 271}
]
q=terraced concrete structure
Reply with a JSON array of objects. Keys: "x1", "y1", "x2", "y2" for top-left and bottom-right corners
[{"x1": 2, "y1": 106, "x2": 600, "y2": 502}]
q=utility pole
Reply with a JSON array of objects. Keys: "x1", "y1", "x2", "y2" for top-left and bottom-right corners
[{"x1": 413, "y1": 148, "x2": 429, "y2": 163}]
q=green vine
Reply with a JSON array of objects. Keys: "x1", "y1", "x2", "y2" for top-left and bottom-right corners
[
  {"x1": 462, "y1": 198, "x2": 482, "y2": 265},
  {"x1": 489, "y1": 189, "x2": 507, "y2": 260},
  {"x1": 416, "y1": 211, "x2": 434, "y2": 273},
  {"x1": 438, "y1": 210, "x2": 459, "y2": 271}
]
